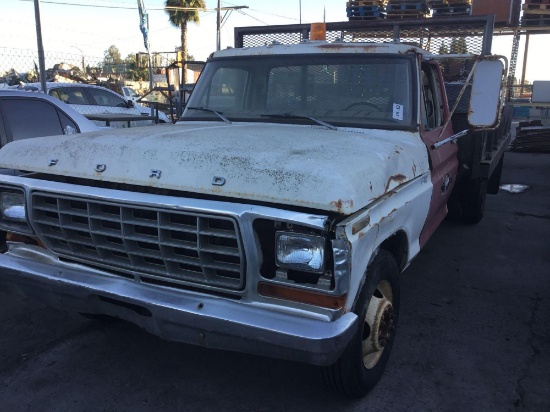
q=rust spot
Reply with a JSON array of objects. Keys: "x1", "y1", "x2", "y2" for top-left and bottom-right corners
[
  {"x1": 331, "y1": 199, "x2": 353, "y2": 213},
  {"x1": 358, "y1": 232, "x2": 365, "y2": 239},
  {"x1": 331, "y1": 199, "x2": 344, "y2": 212},
  {"x1": 384, "y1": 174, "x2": 407, "y2": 193},
  {"x1": 317, "y1": 44, "x2": 378, "y2": 52}
]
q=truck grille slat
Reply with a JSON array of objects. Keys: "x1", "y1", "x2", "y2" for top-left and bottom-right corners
[{"x1": 31, "y1": 193, "x2": 245, "y2": 291}]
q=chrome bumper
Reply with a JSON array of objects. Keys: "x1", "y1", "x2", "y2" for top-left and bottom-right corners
[{"x1": 0, "y1": 247, "x2": 358, "y2": 366}]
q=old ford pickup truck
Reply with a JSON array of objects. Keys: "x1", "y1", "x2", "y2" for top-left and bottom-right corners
[{"x1": 0, "y1": 18, "x2": 509, "y2": 397}]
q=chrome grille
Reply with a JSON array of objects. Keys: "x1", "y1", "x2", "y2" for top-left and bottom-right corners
[{"x1": 31, "y1": 192, "x2": 245, "y2": 290}]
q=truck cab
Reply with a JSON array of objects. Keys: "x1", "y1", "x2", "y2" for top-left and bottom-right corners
[{"x1": 181, "y1": 42, "x2": 459, "y2": 244}]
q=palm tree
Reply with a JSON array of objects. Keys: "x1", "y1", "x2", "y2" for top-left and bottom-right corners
[{"x1": 165, "y1": 0, "x2": 205, "y2": 83}]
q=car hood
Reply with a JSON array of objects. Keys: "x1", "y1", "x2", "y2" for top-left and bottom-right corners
[{"x1": 0, "y1": 122, "x2": 429, "y2": 214}]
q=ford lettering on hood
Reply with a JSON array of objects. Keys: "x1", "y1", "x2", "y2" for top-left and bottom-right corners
[{"x1": 0, "y1": 122, "x2": 428, "y2": 214}]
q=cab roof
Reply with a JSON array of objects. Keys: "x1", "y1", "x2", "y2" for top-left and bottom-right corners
[{"x1": 211, "y1": 41, "x2": 432, "y2": 59}]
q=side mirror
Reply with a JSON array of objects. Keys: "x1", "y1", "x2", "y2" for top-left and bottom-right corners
[
  {"x1": 127, "y1": 100, "x2": 135, "y2": 108},
  {"x1": 468, "y1": 59, "x2": 505, "y2": 128}
]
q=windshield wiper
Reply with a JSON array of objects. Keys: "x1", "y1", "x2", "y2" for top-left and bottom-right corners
[
  {"x1": 187, "y1": 107, "x2": 231, "y2": 124},
  {"x1": 261, "y1": 113, "x2": 337, "y2": 130}
]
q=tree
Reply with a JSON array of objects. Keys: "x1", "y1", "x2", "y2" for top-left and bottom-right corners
[
  {"x1": 164, "y1": 0, "x2": 205, "y2": 83},
  {"x1": 450, "y1": 37, "x2": 468, "y2": 55},
  {"x1": 175, "y1": 47, "x2": 195, "y2": 61},
  {"x1": 124, "y1": 54, "x2": 149, "y2": 81},
  {"x1": 437, "y1": 42, "x2": 449, "y2": 55},
  {"x1": 103, "y1": 45, "x2": 123, "y2": 66}
]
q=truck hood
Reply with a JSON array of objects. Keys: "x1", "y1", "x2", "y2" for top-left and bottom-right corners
[{"x1": 0, "y1": 122, "x2": 429, "y2": 214}]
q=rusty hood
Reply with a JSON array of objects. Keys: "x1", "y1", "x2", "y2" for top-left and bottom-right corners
[{"x1": 0, "y1": 122, "x2": 429, "y2": 214}]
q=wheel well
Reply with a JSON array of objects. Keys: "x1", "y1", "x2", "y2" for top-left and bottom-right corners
[{"x1": 378, "y1": 231, "x2": 408, "y2": 272}]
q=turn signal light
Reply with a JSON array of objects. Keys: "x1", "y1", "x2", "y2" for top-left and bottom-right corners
[{"x1": 258, "y1": 282, "x2": 346, "y2": 309}]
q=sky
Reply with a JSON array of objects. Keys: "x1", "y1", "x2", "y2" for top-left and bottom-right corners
[{"x1": 1, "y1": 0, "x2": 549, "y2": 82}]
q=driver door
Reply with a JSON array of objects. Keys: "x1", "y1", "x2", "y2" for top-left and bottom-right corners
[{"x1": 419, "y1": 62, "x2": 458, "y2": 247}]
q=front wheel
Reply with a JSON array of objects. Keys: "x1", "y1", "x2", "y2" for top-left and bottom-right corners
[{"x1": 322, "y1": 250, "x2": 400, "y2": 398}]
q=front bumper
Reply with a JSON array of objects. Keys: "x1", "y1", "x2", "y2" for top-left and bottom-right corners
[{"x1": 0, "y1": 246, "x2": 358, "y2": 366}]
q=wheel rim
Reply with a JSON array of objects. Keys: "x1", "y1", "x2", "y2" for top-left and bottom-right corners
[{"x1": 362, "y1": 280, "x2": 395, "y2": 369}]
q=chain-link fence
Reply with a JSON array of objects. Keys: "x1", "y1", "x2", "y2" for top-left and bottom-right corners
[{"x1": 0, "y1": 48, "x2": 191, "y2": 126}]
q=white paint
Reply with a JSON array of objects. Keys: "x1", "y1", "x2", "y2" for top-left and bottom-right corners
[
  {"x1": 214, "y1": 42, "x2": 429, "y2": 59},
  {"x1": 469, "y1": 60, "x2": 504, "y2": 127},
  {"x1": 532, "y1": 81, "x2": 550, "y2": 103},
  {"x1": 338, "y1": 173, "x2": 433, "y2": 310},
  {"x1": 0, "y1": 122, "x2": 429, "y2": 215}
]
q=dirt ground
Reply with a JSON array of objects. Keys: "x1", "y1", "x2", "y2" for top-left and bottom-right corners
[{"x1": 0, "y1": 152, "x2": 548, "y2": 411}]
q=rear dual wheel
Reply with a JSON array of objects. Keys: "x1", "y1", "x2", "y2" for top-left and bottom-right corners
[
  {"x1": 322, "y1": 250, "x2": 400, "y2": 398},
  {"x1": 448, "y1": 177, "x2": 488, "y2": 225}
]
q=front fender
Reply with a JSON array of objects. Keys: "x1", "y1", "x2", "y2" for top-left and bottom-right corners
[{"x1": 336, "y1": 173, "x2": 433, "y2": 310}]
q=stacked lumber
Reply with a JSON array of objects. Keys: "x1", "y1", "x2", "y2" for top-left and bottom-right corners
[
  {"x1": 347, "y1": 1, "x2": 387, "y2": 20},
  {"x1": 386, "y1": 0, "x2": 429, "y2": 19},
  {"x1": 429, "y1": 0, "x2": 472, "y2": 17},
  {"x1": 521, "y1": 0, "x2": 550, "y2": 28},
  {"x1": 511, "y1": 120, "x2": 550, "y2": 153}
]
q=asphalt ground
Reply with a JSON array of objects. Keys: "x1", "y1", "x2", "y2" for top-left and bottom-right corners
[{"x1": 0, "y1": 152, "x2": 548, "y2": 411}]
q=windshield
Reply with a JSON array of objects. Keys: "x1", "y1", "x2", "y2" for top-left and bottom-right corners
[
  {"x1": 181, "y1": 54, "x2": 415, "y2": 129},
  {"x1": 124, "y1": 87, "x2": 139, "y2": 97}
]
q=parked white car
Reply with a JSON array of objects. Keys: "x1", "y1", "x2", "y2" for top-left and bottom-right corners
[
  {"x1": 0, "y1": 89, "x2": 102, "y2": 145},
  {"x1": 0, "y1": 89, "x2": 103, "y2": 175},
  {"x1": 18, "y1": 83, "x2": 169, "y2": 127},
  {"x1": 121, "y1": 86, "x2": 142, "y2": 104}
]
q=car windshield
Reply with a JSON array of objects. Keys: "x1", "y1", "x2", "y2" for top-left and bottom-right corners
[
  {"x1": 124, "y1": 87, "x2": 139, "y2": 97},
  {"x1": 181, "y1": 54, "x2": 415, "y2": 129}
]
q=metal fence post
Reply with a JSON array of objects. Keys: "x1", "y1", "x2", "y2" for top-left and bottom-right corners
[{"x1": 33, "y1": 0, "x2": 47, "y2": 93}]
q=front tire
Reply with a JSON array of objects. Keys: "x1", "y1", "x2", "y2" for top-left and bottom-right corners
[{"x1": 322, "y1": 250, "x2": 400, "y2": 398}]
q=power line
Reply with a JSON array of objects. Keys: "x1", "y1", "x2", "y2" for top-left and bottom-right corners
[
  {"x1": 17, "y1": 0, "x2": 137, "y2": 9},
  {"x1": 223, "y1": 0, "x2": 299, "y2": 22},
  {"x1": 237, "y1": 10, "x2": 269, "y2": 26},
  {"x1": 16, "y1": 0, "x2": 242, "y2": 12}
]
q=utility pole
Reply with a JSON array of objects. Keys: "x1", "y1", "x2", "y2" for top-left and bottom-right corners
[
  {"x1": 521, "y1": 34, "x2": 530, "y2": 96},
  {"x1": 33, "y1": 0, "x2": 47, "y2": 93},
  {"x1": 137, "y1": 0, "x2": 155, "y2": 117},
  {"x1": 72, "y1": 46, "x2": 85, "y2": 73},
  {"x1": 217, "y1": 0, "x2": 221, "y2": 51},
  {"x1": 216, "y1": 3, "x2": 248, "y2": 51}
]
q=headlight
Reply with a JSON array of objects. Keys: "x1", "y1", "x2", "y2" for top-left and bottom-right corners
[
  {"x1": 0, "y1": 187, "x2": 32, "y2": 235},
  {"x1": 276, "y1": 232, "x2": 325, "y2": 273},
  {"x1": 1, "y1": 192, "x2": 26, "y2": 222}
]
